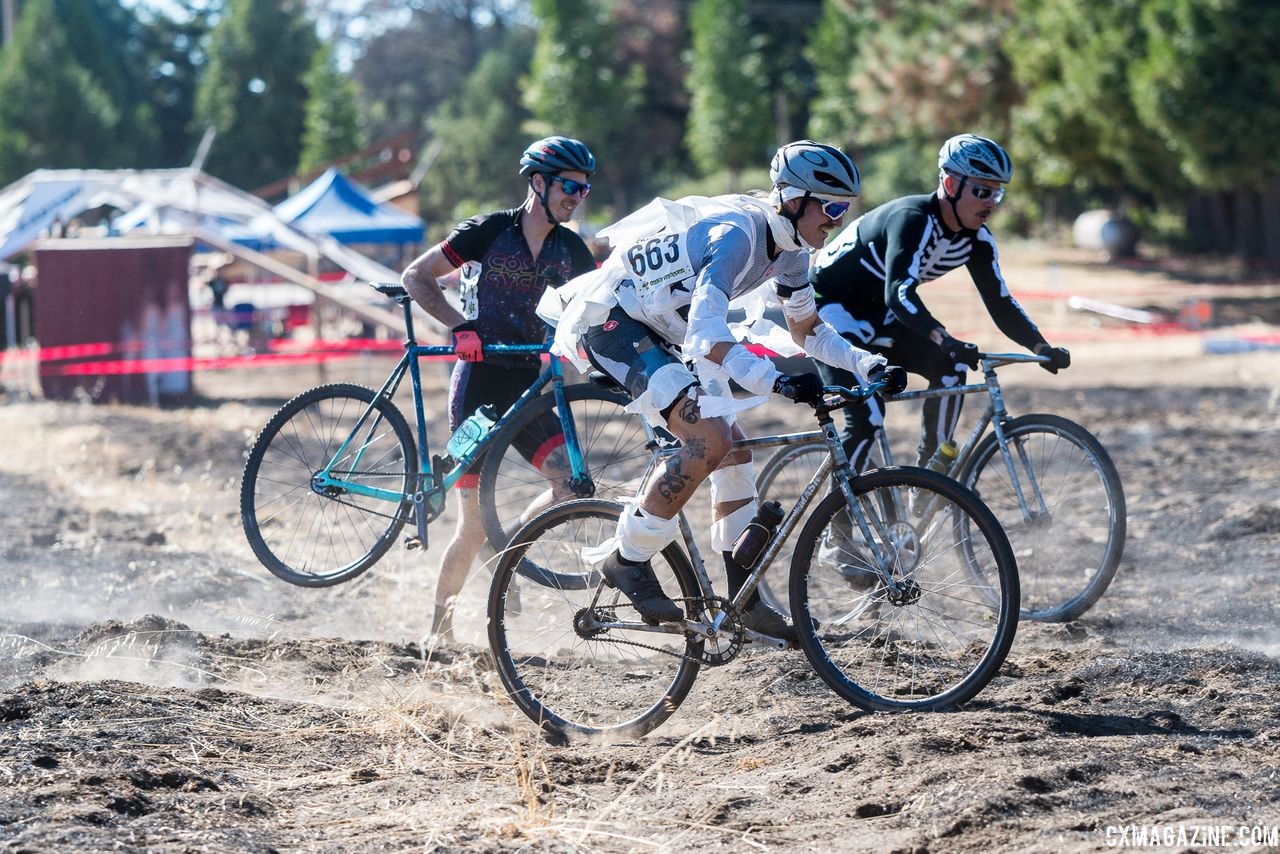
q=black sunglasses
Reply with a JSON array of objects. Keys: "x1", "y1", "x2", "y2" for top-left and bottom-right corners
[{"x1": 550, "y1": 175, "x2": 591, "y2": 197}]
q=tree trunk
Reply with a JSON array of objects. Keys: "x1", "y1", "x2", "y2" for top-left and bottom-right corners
[
  {"x1": 1232, "y1": 188, "x2": 1263, "y2": 260},
  {"x1": 1262, "y1": 179, "x2": 1280, "y2": 263}
]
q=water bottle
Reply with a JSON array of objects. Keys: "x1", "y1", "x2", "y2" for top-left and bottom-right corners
[
  {"x1": 730, "y1": 500, "x2": 785, "y2": 568},
  {"x1": 445, "y1": 405, "x2": 497, "y2": 459},
  {"x1": 913, "y1": 440, "x2": 958, "y2": 516},
  {"x1": 925, "y1": 440, "x2": 959, "y2": 476}
]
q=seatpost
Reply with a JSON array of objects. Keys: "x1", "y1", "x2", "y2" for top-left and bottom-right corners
[{"x1": 400, "y1": 295, "x2": 416, "y2": 344}]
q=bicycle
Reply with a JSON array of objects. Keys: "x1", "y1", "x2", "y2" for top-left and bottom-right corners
[
  {"x1": 755, "y1": 352, "x2": 1125, "y2": 622},
  {"x1": 485, "y1": 379, "x2": 1020, "y2": 743},
  {"x1": 240, "y1": 282, "x2": 655, "y2": 588}
]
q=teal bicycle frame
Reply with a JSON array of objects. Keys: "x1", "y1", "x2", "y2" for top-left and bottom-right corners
[{"x1": 308, "y1": 283, "x2": 595, "y2": 551}]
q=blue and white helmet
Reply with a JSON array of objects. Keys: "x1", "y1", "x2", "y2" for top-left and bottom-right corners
[{"x1": 938, "y1": 134, "x2": 1013, "y2": 183}]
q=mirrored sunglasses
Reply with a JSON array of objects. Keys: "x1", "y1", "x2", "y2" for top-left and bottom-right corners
[
  {"x1": 817, "y1": 198, "x2": 851, "y2": 220},
  {"x1": 969, "y1": 184, "x2": 1005, "y2": 204},
  {"x1": 551, "y1": 175, "x2": 591, "y2": 197}
]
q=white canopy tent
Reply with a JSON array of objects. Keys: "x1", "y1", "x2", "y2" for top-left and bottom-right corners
[{"x1": 0, "y1": 168, "x2": 436, "y2": 335}]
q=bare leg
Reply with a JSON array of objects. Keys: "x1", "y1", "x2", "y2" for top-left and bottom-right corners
[
  {"x1": 432, "y1": 487, "x2": 487, "y2": 642},
  {"x1": 637, "y1": 389, "x2": 734, "y2": 518},
  {"x1": 520, "y1": 442, "x2": 575, "y2": 526}
]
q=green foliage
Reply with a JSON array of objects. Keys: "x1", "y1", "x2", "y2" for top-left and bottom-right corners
[
  {"x1": 130, "y1": 3, "x2": 211, "y2": 167},
  {"x1": 523, "y1": 0, "x2": 645, "y2": 213},
  {"x1": 420, "y1": 29, "x2": 537, "y2": 241},
  {"x1": 298, "y1": 42, "x2": 366, "y2": 174},
  {"x1": 684, "y1": 0, "x2": 771, "y2": 187},
  {"x1": 0, "y1": 0, "x2": 127, "y2": 182},
  {"x1": 1130, "y1": 0, "x2": 1280, "y2": 189},
  {"x1": 807, "y1": 0, "x2": 864, "y2": 149},
  {"x1": 660, "y1": 167, "x2": 773, "y2": 203},
  {"x1": 350, "y1": 3, "x2": 514, "y2": 143},
  {"x1": 1008, "y1": 0, "x2": 1172, "y2": 208},
  {"x1": 196, "y1": 0, "x2": 319, "y2": 190}
]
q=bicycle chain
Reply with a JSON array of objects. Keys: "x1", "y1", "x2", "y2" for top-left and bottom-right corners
[{"x1": 580, "y1": 596, "x2": 747, "y2": 667}]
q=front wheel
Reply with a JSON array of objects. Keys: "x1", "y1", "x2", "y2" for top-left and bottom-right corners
[
  {"x1": 958, "y1": 414, "x2": 1125, "y2": 622},
  {"x1": 487, "y1": 500, "x2": 703, "y2": 743},
  {"x1": 789, "y1": 467, "x2": 1019, "y2": 712},
  {"x1": 240, "y1": 383, "x2": 416, "y2": 587},
  {"x1": 478, "y1": 385, "x2": 653, "y2": 550}
]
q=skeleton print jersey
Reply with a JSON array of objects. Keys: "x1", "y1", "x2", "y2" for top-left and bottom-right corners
[{"x1": 810, "y1": 193, "x2": 1046, "y2": 351}]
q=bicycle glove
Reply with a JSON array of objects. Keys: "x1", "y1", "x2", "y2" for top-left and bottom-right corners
[
  {"x1": 868, "y1": 365, "x2": 908, "y2": 396},
  {"x1": 451, "y1": 322, "x2": 484, "y2": 362},
  {"x1": 772, "y1": 373, "x2": 825, "y2": 405},
  {"x1": 939, "y1": 333, "x2": 980, "y2": 370},
  {"x1": 1039, "y1": 345, "x2": 1071, "y2": 374}
]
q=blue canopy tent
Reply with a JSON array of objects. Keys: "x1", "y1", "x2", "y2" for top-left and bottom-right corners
[{"x1": 273, "y1": 167, "x2": 424, "y2": 247}]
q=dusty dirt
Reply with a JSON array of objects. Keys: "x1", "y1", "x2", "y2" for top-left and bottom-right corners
[{"x1": 3, "y1": 247, "x2": 1280, "y2": 851}]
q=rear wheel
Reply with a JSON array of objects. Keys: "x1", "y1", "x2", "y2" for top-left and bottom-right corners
[
  {"x1": 240, "y1": 383, "x2": 415, "y2": 587},
  {"x1": 478, "y1": 385, "x2": 653, "y2": 550},
  {"x1": 487, "y1": 500, "x2": 703, "y2": 743},
  {"x1": 959, "y1": 414, "x2": 1125, "y2": 622},
  {"x1": 790, "y1": 467, "x2": 1019, "y2": 712}
]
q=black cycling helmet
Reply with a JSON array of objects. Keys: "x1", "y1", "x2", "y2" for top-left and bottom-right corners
[{"x1": 518, "y1": 136, "x2": 596, "y2": 177}]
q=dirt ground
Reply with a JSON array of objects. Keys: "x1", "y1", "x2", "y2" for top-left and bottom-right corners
[{"x1": 2, "y1": 246, "x2": 1280, "y2": 851}]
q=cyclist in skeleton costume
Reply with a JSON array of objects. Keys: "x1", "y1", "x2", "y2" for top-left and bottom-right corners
[
  {"x1": 809, "y1": 134, "x2": 1072, "y2": 472},
  {"x1": 540, "y1": 141, "x2": 906, "y2": 643}
]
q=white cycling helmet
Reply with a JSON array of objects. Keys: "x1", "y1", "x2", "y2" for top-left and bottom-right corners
[
  {"x1": 938, "y1": 134, "x2": 1013, "y2": 183},
  {"x1": 770, "y1": 140, "x2": 861, "y2": 199}
]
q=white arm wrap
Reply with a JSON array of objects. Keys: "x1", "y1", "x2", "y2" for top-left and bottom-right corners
[
  {"x1": 718, "y1": 343, "x2": 782, "y2": 396},
  {"x1": 804, "y1": 322, "x2": 887, "y2": 382},
  {"x1": 780, "y1": 284, "x2": 816, "y2": 321},
  {"x1": 683, "y1": 282, "x2": 736, "y2": 359}
]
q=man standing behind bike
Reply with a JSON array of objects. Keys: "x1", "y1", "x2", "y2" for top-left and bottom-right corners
[
  {"x1": 401, "y1": 136, "x2": 598, "y2": 641},
  {"x1": 810, "y1": 134, "x2": 1071, "y2": 472},
  {"x1": 540, "y1": 140, "x2": 904, "y2": 643}
]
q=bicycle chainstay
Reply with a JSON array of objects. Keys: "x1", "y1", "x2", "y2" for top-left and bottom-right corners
[
  {"x1": 314, "y1": 470, "x2": 435, "y2": 526},
  {"x1": 576, "y1": 595, "x2": 747, "y2": 667}
]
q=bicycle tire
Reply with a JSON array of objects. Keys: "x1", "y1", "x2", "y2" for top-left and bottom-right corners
[
  {"x1": 957, "y1": 413, "x2": 1126, "y2": 622},
  {"x1": 478, "y1": 385, "x2": 652, "y2": 550},
  {"x1": 789, "y1": 466, "x2": 1019, "y2": 712},
  {"x1": 754, "y1": 442, "x2": 828, "y2": 614},
  {"x1": 487, "y1": 499, "x2": 703, "y2": 743},
  {"x1": 240, "y1": 383, "x2": 416, "y2": 587}
]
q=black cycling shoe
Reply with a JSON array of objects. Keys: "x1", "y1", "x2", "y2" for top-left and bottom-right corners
[
  {"x1": 600, "y1": 552, "x2": 683, "y2": 625},
  {"x1": 741, "y1": 601, "x2": 800, "y2": 644}
]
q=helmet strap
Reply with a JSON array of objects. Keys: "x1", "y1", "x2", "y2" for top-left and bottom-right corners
[
  {"x1": 533, "y1": 174, "x2": 559, "y2": 226},
  {"x1": 941, "y1": 173, "x2": 965, "y2": 230},
  {"x1": 781, "y1": 190, "x2": 812, "y2": 250}
]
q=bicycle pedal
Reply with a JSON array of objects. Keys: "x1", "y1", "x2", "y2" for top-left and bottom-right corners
[{"x1": 403, "y1": 535, "x2": 423, "y2": 550}]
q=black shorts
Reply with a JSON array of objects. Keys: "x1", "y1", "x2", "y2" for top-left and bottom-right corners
[
  {"x1": 581, "y1": 307, "x2": 696, "y2": 419},
  {"x1": 448, "y1": 361, "x2": 563, "y2": 486}
]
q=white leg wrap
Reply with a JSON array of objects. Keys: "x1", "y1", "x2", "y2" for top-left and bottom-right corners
[
  {"x1": 616, "y1": 503, "x2": 680, "y2": 562},
  {"x1": 622, "y1": 361, "x2": 698, "y2": 422},
  {"x1": 709, "y1": 461, "x2": 757, "y2": 552}
]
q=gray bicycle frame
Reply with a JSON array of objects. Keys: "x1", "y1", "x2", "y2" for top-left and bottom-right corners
[
  {"x1": 581, "y1": 383, "x2": 909, "y2": 649},
  {"x1": 779, "y1": 352, "x2": 1054, "y2": 528}
]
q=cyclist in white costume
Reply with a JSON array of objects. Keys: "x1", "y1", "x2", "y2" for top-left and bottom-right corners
[{"x1": 539, "y1": 141, "x2": 906, "y2": 643}]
